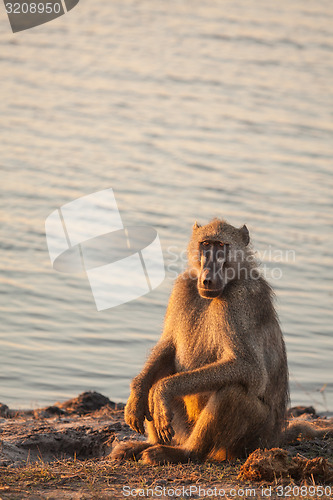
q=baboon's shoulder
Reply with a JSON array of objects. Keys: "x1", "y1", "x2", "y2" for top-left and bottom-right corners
[
  {"x1": 225, "y1": 276, "x2": 278, "y2": 328},
  {"x1": 164, "y1": 271, "x2": 203, "y2": 326},
  {"x1": 170, "y1": 271, "x2": 199, "y2": 302}
]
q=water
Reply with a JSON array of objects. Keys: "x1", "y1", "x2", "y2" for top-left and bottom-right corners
[{"x1": 0, "y1": 0, "x2": 332, "y2": 412}]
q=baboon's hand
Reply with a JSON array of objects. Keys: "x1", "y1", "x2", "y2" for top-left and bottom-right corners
[
  {"x1": 149, "y1": 381, "x2": 175, "y2": 443},
  {"x1": 124, "y1": 389, "x2": 152, "y2": 435}
]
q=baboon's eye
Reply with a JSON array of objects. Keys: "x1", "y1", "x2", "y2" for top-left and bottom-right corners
[
  {"x1": 219, "y1": 242, "x2": 224, "y2": 247},
  {"x1": 202, "y1": 241, "x2": 210, "y2": 246}
]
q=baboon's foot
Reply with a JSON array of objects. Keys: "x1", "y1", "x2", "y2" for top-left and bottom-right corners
[
  {"x1": 110, "y1": 440, "x2": 152, "y2": 461},
  {"x1": 206, "y1": 447, "x2": 230, "y2": 462},
  {"x1": 141, "y1": 444, "x2": 190, "y2": 465}
]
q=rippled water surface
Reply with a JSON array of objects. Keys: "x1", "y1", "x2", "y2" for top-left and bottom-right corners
[{"x1": 0, "y1": 0, "x2": 332, "y2": 411}]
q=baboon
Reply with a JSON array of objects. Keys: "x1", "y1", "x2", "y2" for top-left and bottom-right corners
[{"x1": 111, "y1": 219, "x2": 289, "y2": 464}]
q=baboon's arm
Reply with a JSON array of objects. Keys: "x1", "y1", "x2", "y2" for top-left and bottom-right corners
[
  {"x1": 125, "y1": 339, "x2": 175, "y2": 434},
  {"x1": 131, "y1": 340, "x2": 176, "y2": 392},
  {"x1": 162, "y1": 326, "x2": 267, "y2": 399},
  {"x1": 164, "y1": 357, "x2": 265, "y2": 396}
]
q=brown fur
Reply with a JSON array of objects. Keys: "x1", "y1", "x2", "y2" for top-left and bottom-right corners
[{"x1": 111, "y1": 219, "x2": 289, "y2": 464}]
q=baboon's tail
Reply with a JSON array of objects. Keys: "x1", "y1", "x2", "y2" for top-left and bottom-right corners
[{"x1": 281, "y1": 419, "x2": 333, "y2": 445}]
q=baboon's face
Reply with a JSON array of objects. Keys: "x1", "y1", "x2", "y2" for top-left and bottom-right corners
[
  {"x1": 197, "y1": 240, "x2": 228, "y2": 299},
  {"x1": 189, "y1": 220, "x2": 250, "y2": 299}
]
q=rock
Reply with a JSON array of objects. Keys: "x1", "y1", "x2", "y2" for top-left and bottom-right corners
[
  {"x1": 57, "y1": 391, "x2": 116, "y2": 415},
  {"x1": 0, "y1": 403, "x2": 10, "y2": 417},
  {"x1": 287, "y1": 406, "x2": 317, "y2": 418},
  {"x1": 43, "y1": 405, "x2": 66, "y2": 416}
]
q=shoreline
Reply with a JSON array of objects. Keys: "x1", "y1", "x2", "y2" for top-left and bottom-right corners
[{"x1": 0, "y1": 392, "x2": 332, "y2": 499}]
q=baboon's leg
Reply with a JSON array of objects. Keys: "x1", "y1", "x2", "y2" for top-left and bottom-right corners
[
  {"x1": 142, "y1": 385, "x2": 270, "y2": 464},
  {"x1": 142, "y1": 386, "x2": 269, "y2": 464},
  {"x1": 110, "y1": 440, "x2": 153, "y2": 461},
  {"x1": 184, "y1": 385, "x2": 270, "y2": 461},
  {"x1": 141, "y1": 443, "x2": 190, "y2": 465},
  {"x1": 111, "y1": 413, "x2": 163, "y2": 461},
  {"x1": 167, "y1": 397, "x2": 193, "y2": 444},
  {"x1": 113, "y1": 391, "x2": 192, "y2": 463},
  {"x1": 139, "y1": 396, "x2": 194, "y2": 465},
  {"x1": 141, "y1": 386, "x2": 270, "y2": 464},
  {"x1": 148, "y1": 383, "x2": 191, "y2": 445},
  {"x1": 145, "y1": 418, "x2": 160, "y2": 443}
]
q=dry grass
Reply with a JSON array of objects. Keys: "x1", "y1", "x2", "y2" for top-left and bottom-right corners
[
  {"x1": 0, "y1": 459, "x2": 240, "y2": 499},
  {"x1": 0, "y1": 456, "x2": 332, "y2": 500}
]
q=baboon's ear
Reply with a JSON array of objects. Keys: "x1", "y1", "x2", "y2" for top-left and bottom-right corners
[
  {"x1": 240, "y1": 225, "x2": 250, "y2": 245},
  {"x1": 193, "y1": 221, "x2": 201, "y2": 230}
]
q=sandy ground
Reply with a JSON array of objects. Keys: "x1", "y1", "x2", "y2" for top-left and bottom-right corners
[{"x1": 0, "y1": 392, "x2": 332, "y2": 499}]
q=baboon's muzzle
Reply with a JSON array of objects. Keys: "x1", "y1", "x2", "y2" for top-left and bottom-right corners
[
  {"x1": 198, "y1": 287, "x2": 222, "y2": 299},
  {"x1": 197, "y1": 242, "x2": 226, "y2": 299},
  {"x1": 198, "y1": 267, "x2": 223, "y2": 299}
]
